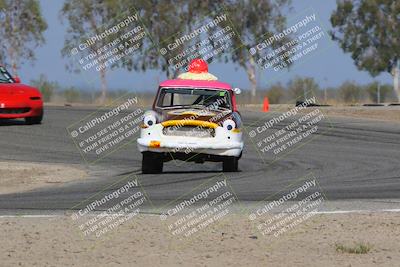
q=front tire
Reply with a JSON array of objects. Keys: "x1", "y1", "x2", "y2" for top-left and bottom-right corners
[
  {"x1": 25, "y1": 113, "x2": 43, "y2": 125},
  {"x1": 222, "y1": 157, "x2": 239, "y2": 172},
  {"x1": 142, "y1": 152, "x2": 163, "y2": 174}
]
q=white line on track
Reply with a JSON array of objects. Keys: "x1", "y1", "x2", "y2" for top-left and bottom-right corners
[
  {"x1": 1, "y1": 209, "x2": 400, "y2": 218},
  {"x1": 0, "y1": 215, "x2": 59, "y2": 218},
  {"x1": 312, "y1": 209, "x2": 400, "y2": 214}
]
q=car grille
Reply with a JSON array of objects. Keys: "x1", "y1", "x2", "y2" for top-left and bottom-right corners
[
  {"x1": 163, "y1": 126, "x2": 215, "y2": 138},
  {"x1": 0, "y1": 108, "x2": 31, "y2": 114}
]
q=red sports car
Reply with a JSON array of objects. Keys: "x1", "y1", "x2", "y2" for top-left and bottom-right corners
[{"x1": 0, "y1": 66, "x2": 43, "y2": 124}]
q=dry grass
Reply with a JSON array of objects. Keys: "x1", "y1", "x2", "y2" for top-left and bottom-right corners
[{"x1": 335, "y1": 243, "x2": 373, "y2": 254}]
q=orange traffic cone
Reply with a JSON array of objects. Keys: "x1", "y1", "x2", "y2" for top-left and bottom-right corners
[{"x1": 263, "y1": 97, "x2": 269, "y2": 112}]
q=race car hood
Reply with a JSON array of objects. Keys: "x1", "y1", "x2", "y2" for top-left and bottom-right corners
[
  {"x1": 0, "y1": 83, "x2": 41, "y2": 98},
  {"x1": 159, "y1": 107, "x2": 232, "y2": 124}
]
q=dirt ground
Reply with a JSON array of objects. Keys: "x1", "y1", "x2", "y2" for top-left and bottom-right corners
[
  {"x1": 1, "y1": 123, "x2": 399, "y2": 266},
  {"x1": 0, "y1": 161, "x2": 87, "y2": 194},
  {"x1": 301, "y1": 106, "x2": 400, "y2": 122},
  {"x1": 0, "y1": 212, "x2": 399, "y2": 267},
  {"x1": 240, "y1": 104, "x2": 400, "y2": 122}
]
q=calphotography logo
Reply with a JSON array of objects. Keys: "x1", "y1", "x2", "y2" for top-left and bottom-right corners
[
  {"x1": 67, "y1": 94, "x2": 144, "y2": 164},
  {"x1": 157, "y1": 5, "x2": 241, "y2": 73},
  {"x1": 67, "y1": 9, "x2": 150, "y2": 84},
  {"x1": 70, "y1": 176, "x2": 149, "y2": 240},
  {"x1": 247, "y1": 8, "x2": 334, "y2": 83},
  {"x1": 244, "y1": 93, "x2": 334, "y2": 165},
  {"x1": 158, "y1": 175, "x2": 240, "y2": 243},
  {"x1": 248, "y1": 174, "x2": 326, "y2": 241}
]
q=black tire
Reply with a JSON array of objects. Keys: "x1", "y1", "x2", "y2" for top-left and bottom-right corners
[
  {"x1": 25, "y1": 113, "x2": 43, "y2": 125},
  {"x1": 222, "y1": 157, "x2": 239, "y2": 172},
  {"x1": 142, "y1": 152, "x2": 163, "y2": 174}
]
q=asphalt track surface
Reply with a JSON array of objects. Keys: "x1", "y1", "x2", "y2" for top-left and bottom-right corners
[{"x1": 0, "y1": 106, "x2": 399, "y2": 213}]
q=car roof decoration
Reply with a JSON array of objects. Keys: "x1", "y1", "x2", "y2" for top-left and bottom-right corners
[{"x1": 177, "y1": 59, "x2": 218, "y2": 81}]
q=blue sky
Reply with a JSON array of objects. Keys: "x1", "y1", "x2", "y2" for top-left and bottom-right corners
[{"x1": 17, "y1": 0, "x2": 393, "y2": 92}]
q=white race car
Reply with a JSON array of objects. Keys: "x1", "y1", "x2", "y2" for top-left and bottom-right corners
[{"x1": 137, "y1": 59, "x2": 244, "y2": 173}]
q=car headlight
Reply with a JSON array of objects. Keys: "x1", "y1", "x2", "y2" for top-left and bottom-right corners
[
  {"x1": 144, "y1": 114, "x2": 156, "y2": 127},
  {"x1": 223, "y1": 119, "x2": 236, "y2": 131}
]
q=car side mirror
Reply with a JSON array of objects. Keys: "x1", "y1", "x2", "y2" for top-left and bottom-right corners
[
  {"x1": 233, "y1": 87, "x2": 241, "y2": 95},
  {"x1": 13, "y1": 76, "x2": 21, "y2": 83}
]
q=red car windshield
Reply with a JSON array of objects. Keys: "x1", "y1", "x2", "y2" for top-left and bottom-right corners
[
  {"x1": 157, "y1": 88, "x2": 232, "y2": 111},
  {"x1": 0, "y1": 66, "x2": 14, "y2": 83}
]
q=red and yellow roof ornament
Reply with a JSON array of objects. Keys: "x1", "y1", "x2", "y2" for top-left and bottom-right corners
[{"x1": 178, "y1": 59, "x2": 218, "y2": 81}]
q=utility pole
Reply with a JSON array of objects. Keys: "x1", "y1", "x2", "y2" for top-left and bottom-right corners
[
  {"x1": 394, "y1": 59, "x2": 400, "y2": 102},
  {"x1": 323, "y1": 77, "x2": 328, "y2": 104},
  {"x1": 376, "y1": 83, "x2": 381, "y2": 104},
  {"x1": 377, "y1": 83, "x2": 381, "y2": 104}
]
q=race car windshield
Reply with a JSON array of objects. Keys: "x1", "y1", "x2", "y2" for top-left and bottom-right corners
[
  {"x1": 0, "y1": 67, "x2": 13, "y2": 83},
  {"x1": 157, "y1": 88, "x2": 232, "y2": 110}
]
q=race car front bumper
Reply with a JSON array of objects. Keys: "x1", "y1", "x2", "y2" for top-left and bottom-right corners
[
  {"x1": 137, "y1": 123, "x2": 244, "y2": 157},
  {"x1": 0, "y1": 99, "x2": 43, "y2": 119}
]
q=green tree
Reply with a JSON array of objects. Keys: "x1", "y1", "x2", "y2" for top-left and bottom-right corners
[
  {"x1": 266, "y1": 82, "x2": 286, "y2": 104},
  {"x1": 121, "y1": 0, "x2": 292, "y2": 95},
  {"x1": 339, "y1": 81, "x2": 362, "y2": 104},
  {"x1": 64, "y1": 87, "x2": 81, "y2": 103},
  {"x1": 120, "y1": 0, "x2": 220, "y2": 78},
  {"x1": 60, "y1": 0, "x2": 141, "y2": 104},
  {"x1": 30, "y1": 74, "x2": 58, "y2": 102},
  {"x1": 0, "y1": 0, "x2": 47, "y2": 75},
  {"x1": 288, "y1": 77, "x2": 319, "y2": 100},
  {"x1": 330, "y1": 0, "x2": 400, "y2": 102},
  {"x1": 60, "y1": 0, "x2": 292, "y2": 100},
  {"x1": 219, "y1": 0, "x2": 292, "y2": 98},
  {"x1": 365, "y1": 82, "x2": 391, "y2": 103}
]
